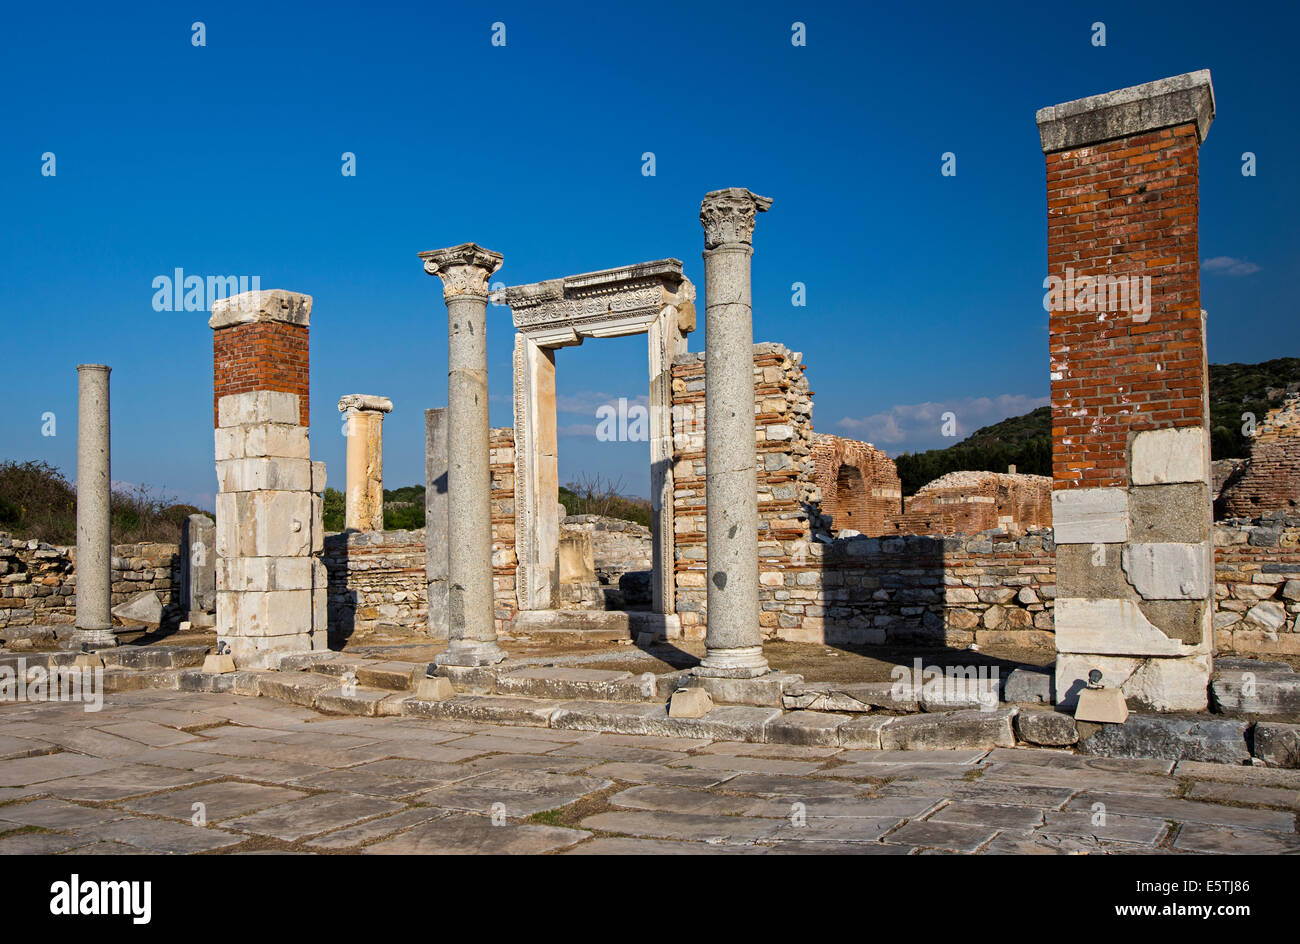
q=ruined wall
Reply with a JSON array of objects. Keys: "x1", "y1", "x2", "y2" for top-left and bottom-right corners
[
  {"x1": 0, "y1": 534, "x2": 182, "y2": 631},
  {"x1": 322, "y1": 529, "x2": 426, "y2": 636},
  {"x1": 560, "y1": 514, "x2": 652, "y2": 583},
  {"x1": 1219, "y1": 393, "x2": 1300, "y2": 517},
  {"x1": 890, "y1": 471, "x2": 1052, "y2": 536},
  {"x1": 811, "y1": 435, "x2": 901, "y2": 535},
  {"x1": 671, "y1": 343, "x2": 821, "y2": 638},
  {"x1": 489, "y1": 428, "x2": 519, "y2": 632},
  {"x1": 1213, "y1": 514, "x2": 1300, "y2": 656}
]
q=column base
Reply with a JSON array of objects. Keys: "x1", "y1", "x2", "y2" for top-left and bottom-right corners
[
  {"x1": 437, "y1": 639, "x2": 508, "y2": 668},
  {"x1": 694, "y1": 645, "x2": 769, "y2": 679},
  {"x1": 71, "y1": 628, "x2": 118, "y2": 650}
]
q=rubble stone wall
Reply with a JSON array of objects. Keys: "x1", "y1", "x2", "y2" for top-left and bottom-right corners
[{"x1": 0, "y1": 534, "x2": 182, "y2": 630}]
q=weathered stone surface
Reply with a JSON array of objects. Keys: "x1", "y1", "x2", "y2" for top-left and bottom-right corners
[
  {"x1": 1036, "y1": 70, "x2": 1215, "y2": 154},
  {"x1": 879, "y1": 709, "x2": 1016, "y2": 751},
  {"x1": 110, "y1": 590, "x2": 163, "y2": 627},
  {"x1": 1210, "y1": 664, "x2": 1300, "y2": 715},
  {"x1": 838, "y1": 716, "x2": 895, "y2": 749},
  {"x1": 1052, "y1": 488, "x2": 1128, "y2": 544},
  {"x1": 1130, "y1": 427, "x2": 1208, "y2": 485},
  {"x1": 764, "y1": 711, "x2": 848, "y2": 747},
  {"x1": 1121, "y1": 543, "x2": 1210, "y2": 600},
  {"x1": 551, "y1": 701, "x2": 779, "y2": 742},
  {"x1": 688, "y1": 672, "x2": 802, "y2": 707},
  {"x1": 1074, "y1": 686, "x2": 1128, "y2": 723},
  {"x1": 1252, "y1": 722, "x2": 1300, "y2": 768},
  {"x1": 1015, "y1": 709, "x2": 1078, "y2": 746},
  {"x1": 1078, "y1": 715, "x2": 1250, "y2": 765},
  {"x1": 1054, "y1": 598, "x2": 1186, "y2": 656},
  {"x1": 1002, "y1": 666, "x2": 1053, "y2": 704},
  {"x1": 668, "y1": 687, "x2": 713, "y2": 719},
  {"x1": 1056, "y1": 653, "x2": 1210, "y2": 712}
]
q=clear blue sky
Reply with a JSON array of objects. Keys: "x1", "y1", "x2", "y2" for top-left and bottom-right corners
[{"x1": 2, "y1": 1, "x2": 1295, "y2": 508}]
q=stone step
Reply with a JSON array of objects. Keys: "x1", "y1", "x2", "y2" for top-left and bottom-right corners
[
  {"x1": 220, "y1": 668, "x2": 408, "y2": 717},
  {"x1": 495, "y1": 665, "x2": 659, "y2": 701},
  {"x1": 1210, "y1": 660, "x2": 1300, "y2": 718},
  {"x1": 510, "y1": 609, "x2": 680, "y2": 641}
]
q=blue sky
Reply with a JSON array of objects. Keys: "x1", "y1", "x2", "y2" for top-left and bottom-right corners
[{"x1": 2, "y1": 1, "x2": 1296, "y2": 507}]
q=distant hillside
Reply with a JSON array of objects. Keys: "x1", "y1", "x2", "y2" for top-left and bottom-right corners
[{"x1": 892, "y1": 358, "x2": 1300, "y2": 495}]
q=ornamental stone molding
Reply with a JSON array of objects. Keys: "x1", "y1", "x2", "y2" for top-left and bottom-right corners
[
  {"x1": 418, "y1": 243, "x2": 504, "y2": 299},
  {"x1": 336, "y1": 394, "x2": 393, "y2": 415},
  {"x1": 504, "y1": 259, "x2": 695, "y2": 348},
  {"x1": 700, "y1": 188, "x2": 773, "y2": 250}
]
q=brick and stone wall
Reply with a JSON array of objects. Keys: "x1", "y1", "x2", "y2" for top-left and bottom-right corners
[
  {"x1": 212, "y1": 320, "x2": 310, "y2": 428},
  {"x1": 671, "y1": 343, "x2": 823, "y2": 639},
  {"x1": 1219, "y1": 393, "x2": 1300, "y2": 518},
  {"x1": 890, "y1": 471, "x2": 1052, "y2": 537},
  {"x1": 1213, "y1": 514, "x2": 1300, "y2": 656},
  {"x1": 0, "y1": 534, "x2": 182, "y2": 631},
  {"x1": 489, "y1": 428, "x2": 519, "y2": 632}
]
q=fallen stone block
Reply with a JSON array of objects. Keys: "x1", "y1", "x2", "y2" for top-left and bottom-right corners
[
  {"x1": 1078, "y1": 715, "x2": 1251, "y2": 765},
  {"x1": 879, "y1": 708, "x2": 1017, "y2": 751},
  {"x1": 668, "y1": 688, "x2": 713, "y2": 719},
  {"x1": 1015, "y1": 709, "x2": 1078, "y2": 746},
  {"x1": 1074, "y1": 687, "x2": 1129, "y2": 724},
  {"x1": 1002, "y1": 666, "x2": 1053, "y2": 704},
  {"x1": 1253, "y1": 722, "x2": 1300, "y2": 769},
  {"x1": 765, "y1": 710, "x2": 848, "y2": 747},
  {"x1": 110, "y1": 590, "x2": 163, "y2": 628},
  {"x1": 356, "y1": 661, "x2": 424, "y2": 692}
]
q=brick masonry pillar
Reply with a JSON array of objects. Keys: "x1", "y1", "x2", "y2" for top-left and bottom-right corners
[
  {"x1": 210, "y1": 290, "x2": 327, "y2": 668},
  {"x1": 1037, "y1": 71, "x2": 1216, "y2": 711}
]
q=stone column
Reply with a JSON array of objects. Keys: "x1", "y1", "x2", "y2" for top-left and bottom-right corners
[
  {"x1": 73, "y1": 364, "x2": 114, "y2": 649},
  {"x1": 337, "y1": 395, "x2": 393, "y2": 531},
  {"x1": 425, "y1": 407, "x2": 449, "y2": 637},
  {"x1": 181, "y1": 513, "x2": 216, "y2": 628},
  {"x1": 419, "y1": 243, "x2": 507, "y2": 666},
  {"x1": 696, "y1": 188, "x2": 772, "y2": 678},
  {"x1": 1037, "y1": 71, "x2": 1216, "y2": 711}
]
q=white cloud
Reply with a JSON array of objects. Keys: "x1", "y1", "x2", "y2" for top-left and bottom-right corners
[
  {"x1": 1202, "y1": 256, "x2": 1261, "y2": 276},
  {"x1": 838, "y1": 393, "x2": 1048, "y2": 454}
]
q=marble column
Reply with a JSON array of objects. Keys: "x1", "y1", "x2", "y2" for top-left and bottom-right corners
[
  {"x1": 419, "y1": 243, "x2": 507, "y2": 666},
  {"x1": 696, "y1": 188, "x2": 772, "y2": 678},
  {"x1": 337, "y1": 395, "x2": 393, "y2": 531},
  {"x1": 73, "y1": 364, "x2": 115, "y2": 649}
]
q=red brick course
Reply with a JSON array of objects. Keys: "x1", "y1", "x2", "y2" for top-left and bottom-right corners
[{"x1": 212, "y1": 321, "x2": 310, "y2": 427}]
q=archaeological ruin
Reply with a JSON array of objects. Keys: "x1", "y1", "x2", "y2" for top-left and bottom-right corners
[{"x1": 5, "y1": 69, "x2": 1299, "y2": 766}]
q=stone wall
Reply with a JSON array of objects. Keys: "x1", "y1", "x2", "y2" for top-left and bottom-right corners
[
  {"x1": 322, "y1": 529, "x2": 426, "y2": 637},
  {"x1": 671, "y1": 343, "x2": 822, "y2": 639},
  {"x1": 1213, "y1": 514, "x2": 1300, "y2": 656},
  {"x1": 776, "y1": 531, "x2": 1056, "y2": 649},
  {"x1": 489, "y1": 428, "x2": 519, "y2": 632},
  {"x1": 0, "y1": 533, "x2": 182, "y2": 631}
]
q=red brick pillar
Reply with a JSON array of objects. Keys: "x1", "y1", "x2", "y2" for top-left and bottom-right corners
[
  {"x1": 209, "y1": 290, "x2": 326, "y2": 668},
  {"x1": 1038, "y1": 71, "x2": 1216, "y2": 711}
]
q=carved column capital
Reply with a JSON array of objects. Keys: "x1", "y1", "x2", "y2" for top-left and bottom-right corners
[
  {"x1": 700, "y1": 188, "x2": 773, "y2": 249},
  {"x1": 419, "y1": 243, "x2": 504, "y2": 299}
]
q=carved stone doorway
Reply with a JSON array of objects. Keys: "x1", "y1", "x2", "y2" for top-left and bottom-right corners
[{"x1": 502, "y1": 260, "x2": 696, "y2": 620}]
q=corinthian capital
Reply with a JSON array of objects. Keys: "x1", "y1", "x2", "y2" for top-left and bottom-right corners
[
  {"x1": 419, "y1": 243, "x2": 504, "y2": 299},
  {"x1": 700, "y1": 188, "x2": 773, "y2": 249}
]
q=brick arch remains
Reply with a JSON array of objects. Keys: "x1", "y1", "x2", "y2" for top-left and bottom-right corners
[{"x1": 811, "y1": 435, "x2": 902, "y2": 536}]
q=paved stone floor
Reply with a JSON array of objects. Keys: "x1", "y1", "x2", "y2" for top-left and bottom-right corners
[{"x1": 1, "y1": 690, "x2": 1298, "y2": 854}]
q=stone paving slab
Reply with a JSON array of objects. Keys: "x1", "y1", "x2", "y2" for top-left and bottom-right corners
[
  {"x1": 0, "y1": 735, "x2": 56, "y2": 760},
  {"x1": 1, "y1": 688, "x2": 1297, "y2": 855},
  {"x1": 118, "y1": 781, "x2": 307, "y2": 822},
  {"x1": 223, "y1": 792, "x2": 405, "y2": 841},
  {"x1": 362, "y1": 813, "x2": 588, "y2": 854}
]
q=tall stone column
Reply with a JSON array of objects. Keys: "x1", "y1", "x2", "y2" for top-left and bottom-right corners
[
  {"x1": 337, "y1": 395, "x2": 393, "y2": 531},
  {"x1": 73, "y1": 364, "x2": 115, "y2": 649},
  {"x1": 425, "y1": 407, "x2": 449, "y2": 638},
  {"x1": 696, "y1": 188, "x2": 772, "y2": 678},
  {"x1": 1037, "y1": 72, "x2": 1216, "y2": 711},
  {"x1": 419, "y1": 243, "x2": 507, "y2": 666}
]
